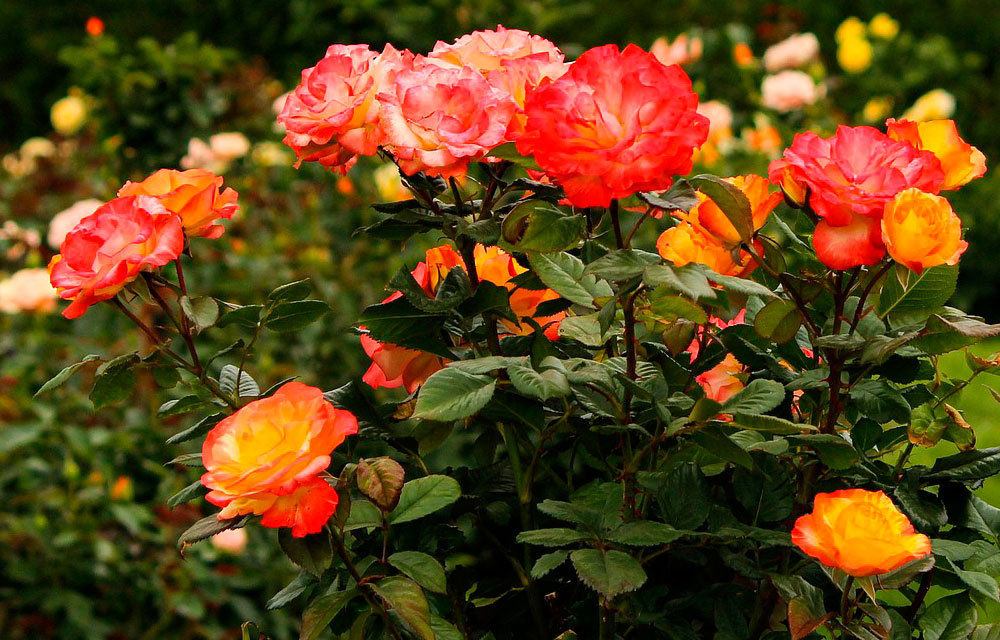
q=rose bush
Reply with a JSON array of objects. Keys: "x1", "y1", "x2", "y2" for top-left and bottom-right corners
[{"x1": 32, "y1": 24, "x2": 1000, "y2": 640}]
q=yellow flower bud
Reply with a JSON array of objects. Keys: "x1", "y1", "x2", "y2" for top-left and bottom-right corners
[
  {"x1": 835, "y1": 17, "x2": 866, "y2": 44},
  {"x1": 50, "y1": 95, "x2": 87, "y2": 135},
  {"x1": 869, "y1": 13, "x2": 899, "y2": 40},
  {"x1": 837, "y1": 37, "x2": 873, "y2": 74}
]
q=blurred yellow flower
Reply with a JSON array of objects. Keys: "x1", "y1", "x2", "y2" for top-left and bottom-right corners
[
  {"x1": 20, "y1": 137, "x2": 56, "y2": 160},
  {"x1": 903, "y1": 89, "x2": 956, "y2": 122},
  {"x1": 869, "y1": 13, "x2": 899, "y2": 40},
  {"x1": 835, "y1": 17, "x2": 866, "y2": 43},
  {"x1": 837, "y1": 37, "x2": 872, "y2": 74},
  {"x1": 252, "y1": 141, "x2": 293, "y2": 167},
  {"x1": 862, "y1": 96, "x2": 893, "y2": 123},
  {"x1": 374, "y1": 162, "x2": 410, "y2": 202},
  {"x1": 50, "y1": 95, "x2": 87, "y2": 135}
]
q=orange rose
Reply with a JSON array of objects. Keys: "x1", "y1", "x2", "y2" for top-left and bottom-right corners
[
  {"x1": 200, "y1": 382, "x2": 358, "y2": 537},
  {"x1": 656, "y1": 217, "x2": 757, "y2": 278},
  {"x1": 792, "y1": 489, "x2": 931, "y2": 577},
  {"x1": 361, "y1": 334, "x2": 448, "y2": 393},
  {"x1": 118, "y1": 168, "x2": 239, "y2": 239},
  {"x1": 887, "y1": 118, "x2": 987, "y2": 191},
  {"x1": 694, "y1": 175, "x2": 781, "y2": 246},
  {"x1": 474, "y1": 245, "x2": 564, "y2": 338},
  {"x1": 881, "y1": 188, "x2": 967, "y2": 274},
  {"x1": 696, "y1": 354, "x2": 746, "y2": 403}
]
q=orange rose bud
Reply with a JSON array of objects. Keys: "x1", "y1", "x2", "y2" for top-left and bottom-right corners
[
  {"x1": 200, "y1": 382, "x2": 358, "y2": 537},
  {"x1": 887, "y1": 119, "x2": 987, "y2": 191},
  {"x1": 773, "y1": 166, "x2": 808, "y2": 208},
  {"x1": 881, "y1": 188, "x2": 967, "y2": 274},
  {"x1": 733, "y1": 42, "x2": 754, "y2": 67},
  {"x1": 656, "y1": 218, "x2": 758, "y2": 278},
  {"x1": 696, "y1": 353, "x2": 745, "y2": 403},
  {"x1": 792, "y1": 489, "x2": 931, "y2": 577},
  {"x1": 86, "y1": 17, "x2": 104, "y2": 37},
  {"x1": 695, "y1": 174, "x2": 782, "y2": 246},
  {"x1": 118, "y1": 168, "x2": 239, "y2": 239}
]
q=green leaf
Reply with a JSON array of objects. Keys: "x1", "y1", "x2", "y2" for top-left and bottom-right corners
[
  {"x1": 300, "y1": 588, "x2": 359, "y2": 640},
  {"x1": 217, "y1": 305, "x2": 264, "y2": 328},
  {"x1": 459, "y1": 280, "x2": 516, "y2": 322},
  {"x1": 180, "y1": 296, "x2": 219, "y2": 332},
  {"x1": 34, "y1": 355, "x2": 102, "y2": 397},
  {"x1": 356, "y1": 457, "x2": 405, "y2": 512},
  {"x1": 343, "y1": 500, "x2": 382, "y2": 532},
  {"x1": 732, "y1": 457, "x2": 794, "y2": 523},
  {"x1": 786, "y1": 434, "x2": 858, "y2": 470},
  {"x1": 177, "y1": 514, "x2": 249, "y2": 550},
  {"x1": 358, "y1": 297, "x2": 454, "y2": 359},
  {"x1": 487, "y1": 141, "x2": 541, "y2": 169},
  {"x1": 919, "y1": 594, "x2": 977, "y2": 640},
  {"x1": 691, "y1": 426, "x2": 754, "y2": 469},
  {"x1": 507, "y1": 359, "x2": 571, "y2": 400},
  {"x1": 643, "y1": 264, "x2": 716, "y2": 301},
  {"x1": 279, "y1": 528, "x2": 332, "y2": 577},
  {"x1": 770, "y1": 575, "x2": 829, "y2": 640},
  {"x1": 647, "y1": 288, "x2": 709, "y2": 324},
  {"x1": 516, "y1": 528, "x2": 591, "y2": 547},
  {"x1": 607, "y1": 521, "x2": 686, "y2": 546},
  {"x1": 371, "y1": 576, "x2": 434, "y2": 640},
  {"x1": 528, "y1": 251, "x2": 613, "y2": 309},
  {"x1": 388, "y1": 475, "x2": 461, "y2": 524},
  {"x1": 570, "y1": 548, "x2": 647, "y2": 599},
  {"x1": 165, "y1": 413, "x2": 223, "y2": 445},
  {"x1": 878, "y1": 264, "x2": 958, "y2": 320},
  {"x1": 90, "y1": 353, "x2": 140, "y2": 409},
  {"x1": 940, "y1": 484, "x2": 1000, "y2": 538},
  {"x1": 389, "y1": 551, "x2": 447, "y2": 594},
  {"x1": 503, "y1": 201, "x2": 586, "y2": 252},
  {"x1": 731, "y1": 413, "x2": 812, "y2": 434},
  {"x1": 264, "y1": 299, "x2": 330, "y2": 333},
  {"x1": 935, "y1": 315, "x2": 1000, "y2": 338},
  {"x1": 656, "y1": 463, "x2": 710, "y2": 530},
  {"x1": 429, "y1": 616, "x2": 464, "y2": 640},
  {"x1": 531, "y1": 550, "x2": 570, "y2": 578},
  {"x1": 850, "y1": 379, "x2": 911, "y2": 424},
  {"x1": 688, "y1": 174, "x2": 753, "y2": 242},
  {"x1": 721, "y1": 379, "x2": 787, "y2": 415},
  {"x1": 894, "y1": 485, "x2": 947, "y2": 532},
  {"x1": 390, "y1": 265, "x2": 471, "y2": 313},
  {"x1": 754, "y1": 299, "x2": 800, "y2": 344},
  {"x1": 219, "y1": 364, "x2": 259, "y2": 399},
  {"x1": 447, "y1": 356, "x2": 526, "y2": 374},
  {"x1": 584, "y1": 249, "x2": 660, "y2": 280},
  {"x1": 266, "y1": 571, "x2": 316, "y2": 611},
  {"x1": 412, "y1": 369, "x2": 496, "y2": 421},
  {"x1": 158, "y1": 394, "x2": 210, "y2": 418},
  {"x1": 926, "y1": 447, "x2": 1000, "y2": 483},
  {"x1": 701, "y1": 267, "x2": 778, "y2": 298},
  {"x1": 267, "y1": 279, "x2": 313, "y2": 303},
  {"x1": 167, "y1": 480, "x2": 205, "y2": 507},
  {"x1": 638, "y1": 180, "x2": 699, "y2": 212}
]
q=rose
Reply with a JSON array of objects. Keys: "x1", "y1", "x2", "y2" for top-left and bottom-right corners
[
  {"x1": 698, "y1": 101, "x2": 734, "y2": 144},
  {"x1": 887, "y1": 119, "x2": 986, "y2": 190},
  {"x1": 869, "y1": 13, "x2": 900, "y2": 40},
  {"x1": 279, "y1": 44, "x2": 407, "y2": 173},
  {"x1": 792, "y1": 489, "x2": 931, "y2": 577},
  {"x1": 650, "y1": 34, "x2": 703, "y2": 67},
  {"x1": 429, "y1": 25, "x2": 563, "y2": 73},
  {"x1": 473, "y1": 245, "x2": 565, "y2": 338},
  {"x1": 48, "y1": 199, "x2": 103, "y2": 248},
  {"x1": 118, "y1": 168, "x2": 239, "y2": 239},
  {"x1": 837, "y1": 36, "x2": 873, "y2": 74},
  {"x1": 902, "y1": 89, "x2": 956, "y2": 122},
  {"x1": 694, "y1": 175, "x2": 781, "y2": 247},
  {"x1": 378, "y1": 58, "x2": 516, "y2": 178},
  {"x1": 656, "y1": 216, "x2": 757, "y2": 278},
  {"x1": 48, "y1": 195, "x2": 184, "y2": 319},
  {"x1": 51, "y1": 95, "x2": 87, "y2": 135},
  {"x1": 200, "y1": 382, "x2": 358, "y2": 538},
  {"x1": 211, "y1": 528, "x2": 248, "y2": 555},
  {"x1": 881, "y1": 188, "x2": 967, "y2": 273},
  {"x1": 762, "y1": 33, "x2": 820, "y2": 72},
  {"x1": 516, "y1": 44, "x2": 708, "y2": 208},
  {"x1": 812, "y1": 215, "x2": 887, "y2": 270},
  {"x1": 769, "y1": 125, "x2": 944, "y2": 225},
  {"x1": 0, "y1": 268, "x2": 58, "y2": 314},
  {"x1": 761, "y1": 71, "x2": 818, "y2": 112},
  {"x1": 696, "y1": 354, "x2": 746, "y2": 403}
]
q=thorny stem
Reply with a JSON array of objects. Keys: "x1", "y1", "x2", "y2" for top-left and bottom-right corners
[
  {"x1": 850, "y1": 261, "x2": 893, "y2": 333},
  {"x1": 609, "y1": 199, "x2": 624, "y2": 248},
  {"x1": 906, "y1": 569, "x2": 934, "y2": 622},
  {"x1": 623, "y1": 206, "x2": 655, "y2": 248},
  {"x1": 840, "y1": 576, "x2": 855, "y2": 622},
  {"x1": 892, "y1": 443, "x2": 915, "y2": 480},
  {"x1": 450, "y1": 177, "x2": 466, "y2": 216},
  {"x1": 146, "y1": 277, "x2": 204, "y2": 375}
]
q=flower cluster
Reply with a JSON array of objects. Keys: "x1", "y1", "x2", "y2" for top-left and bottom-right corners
[
  {"x1": 769, "y1": 120, "x2": 984, "y2": 271},
  {"x1": 279, "y1": 27, "x2": 708, "y2": 208},
  {"x1": 362, "y1": 243, "x2": 566, "y2": 392},
  {"x1": 48, "y1": 169, "x2": 239, "y2": 318}
]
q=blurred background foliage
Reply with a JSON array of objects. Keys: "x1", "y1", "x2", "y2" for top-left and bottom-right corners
[{"x1": 2, "y1": 1, "x2": 999, "y2": 638}]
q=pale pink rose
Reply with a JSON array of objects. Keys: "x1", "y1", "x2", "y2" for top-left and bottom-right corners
[
  {"x1": 0, "y1": 268, "x2": 58, "y2": 314},
  {"x1": 697, "y1": 100, "x2": 734, "y2": 142},
  {"x1": 209, "y1": 132, "x2": 250, "y2": 162},
  {"x1": 180, "y1": 138, "x2": 218, "y2": 172},
  {"x1": 210, "y1": 527, "x2": 248, "y2": 554},
  {"x1": 761, "y1": 71, "x2": 818, "y2": 112},
  {"x1": 48, "y1": 198, "x2": 103, "y2": 249},
  {"x1": 762, "y1": 33, "x2": 820, "y2": 73},
  {"x1": 430, "y1": 26, "x2": 564, "y2": 72},
  {"x1": 279, "y1": 44, "x2": 410, "y2": 173},
  {"x1": 650, "y1": 34, "x2": 703, "y2": 67},
  {"x1": 378, "y1": 58, "x2": 516, "y2": 177}
]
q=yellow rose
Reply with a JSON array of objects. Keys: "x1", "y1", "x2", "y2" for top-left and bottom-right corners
[
  {"x1": 837, "y1": 37, "x2": 872, "y2": 74},
  {"x1": 903, "y1": 89, "x2": 956, "y2": 122},
  {"x1": 50, "y1": 95, "x2": 87, "y2": 135},
  {"x1": 862, "y1": 96, "x2": 892, "y2": 123},
  {"x1": 881, "y1": 188, "x2": 967, "y2": 274},
  {"x1": 835, "y1": 17, "x2": 866, "y2": 43},
  {"x1": 869, "y1": 13, "x2": 899, "y2": 40}
]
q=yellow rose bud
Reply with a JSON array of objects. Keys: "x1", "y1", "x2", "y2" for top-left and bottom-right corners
[
  {"x1": 862, "y1": 96, "x2": 892, "y2": 123},
  {"x1": 835, "y1": 17, "x2": 866, "y2": 44},
  {"x1": 50, "y1": 95, "x2": 88, "y2": 135},
  {"x1": 869, "y1": 13, "x2": 899, "y2": 40},
  {"x1": 881, "y1": 188, "x2": 967, "y2": 274},
  {"x1": 902, "y1": 89, "x2": 956, "y2": 122},
  {"x1": 837, "y1": 37, "x2": 873, "y2": 74}
]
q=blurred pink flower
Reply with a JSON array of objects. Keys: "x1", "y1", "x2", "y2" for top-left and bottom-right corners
[
  {"x1": 761, "y1": 71, "x2": 818, "y2": 112},
  {"x1": 180, "y1": 133, "x2": 250, "y2": 174},
  {"x1": 0, "y1": 268, "x2": 58, "y2": 314},
  {"x1": 650, "y1": 34, "x2": 703, "y2": 67},
  {"x1": 211, "y1": 528, "x2": 248, "y2": 555},
  {"x1": 697, "y1": 100, "x2": 734, "y2": 142},
  {"x1": 762, "y1": 33, "x2": 820, "y2": 72},
  {"x1": 48, "y1": 198, "x2": 103, "y2": 249}
]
